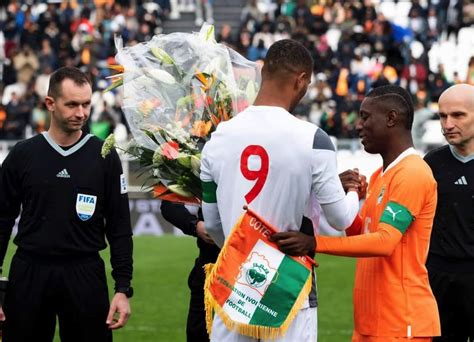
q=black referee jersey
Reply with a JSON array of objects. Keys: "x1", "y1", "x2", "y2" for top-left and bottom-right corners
[
  {"x1": 424, "y1": 145, "x2": 474, "y2": 271},
  {"x1": 0, "y1": 132, "x2": 133, "y2": 288}
]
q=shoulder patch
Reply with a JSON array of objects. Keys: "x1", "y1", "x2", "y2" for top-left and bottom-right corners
[
  {"x1": 120, "y1": 174, "x2": 128, "y2": 194},
  {"x1": 312, "y1": 129, "x2": 335, "y2": 151}
]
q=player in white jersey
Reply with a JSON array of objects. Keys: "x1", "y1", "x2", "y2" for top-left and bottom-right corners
[{"x1": 200, "y1": 39, "x2": 360, "y2": 341}]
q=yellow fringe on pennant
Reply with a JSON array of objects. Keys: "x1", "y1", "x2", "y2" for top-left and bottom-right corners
[{"x1": 203, "y1": 213, "x2": 314, "y2": 340}]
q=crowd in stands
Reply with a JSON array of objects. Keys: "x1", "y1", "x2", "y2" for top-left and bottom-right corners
[{"x1": 0, "y1": 0, "x2": 473, "y2": 150}]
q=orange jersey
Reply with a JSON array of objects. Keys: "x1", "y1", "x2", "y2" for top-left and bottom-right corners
[{"x1": 317, "y1": 150, "x2": 440, "y2": 338}]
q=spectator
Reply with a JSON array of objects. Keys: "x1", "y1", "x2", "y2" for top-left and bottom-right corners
[
  {"x1": 217, "y1": 24, "x2": 236, "y2": 47},
  {"x1": 0, "y1": 105, "x2": 6, "y2": 139},
  {"x1": 194, "y1": 0, "x2": 214, "y2": 26},
  {"x1": 247, "y1": 38, "x2": 267, "y2": 61},
  {"x1": 4, "y1": 92, "x2": 27, "y2": 140},
  {"x1": 0, "y1": 0, "x2": 470, "y2": 150},
  {"x1": 252, "y1": 22, "x2": 274, "y2": 50},
  {"x1": 241, "y1": 0, "x2": 263, "y2": 32},
  {"x1": 466, "y1": 56, "x2": 474, "y2": 85},
  {"x1": 12, "y1": 44, "x2": 39, "y2": 84},
  {"x1": 446, "y1": 0, "x2": 463, "y2": 42},
  {"x1": 400, "y1": 56, "x2": 428, "y2": 96}
]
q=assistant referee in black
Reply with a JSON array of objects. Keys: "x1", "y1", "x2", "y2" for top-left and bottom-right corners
[
  {"x1": 0, "y1": 67, "x2": 133, "y2": 342},
  {"x1": 425, "y1": 84, "x2": 474, "y2": 341}
]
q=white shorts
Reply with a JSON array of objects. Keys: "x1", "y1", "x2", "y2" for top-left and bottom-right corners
[{"x1": 210, "y1": 306, "x2": 318, "y2": 342}]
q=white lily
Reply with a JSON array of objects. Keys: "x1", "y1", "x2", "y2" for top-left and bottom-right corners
[
  {"x1": 198, "y1": 23, "x2": 216, "y2": 43},
  {"x1": 190, "y1": 154, "x2": 201, "y2": 177},
  {"x1": 147, "y1": 69, "x2": 176, "y2": 85},
  {"x1": 131, "y1": 75, "x2": 156, "y2": 89},
  {"x1": 203, "y1": 57, "x2": 224, "y2": 76},
  {"x1": 150, "y1": 47, "x2": 175, "y2": 65}
]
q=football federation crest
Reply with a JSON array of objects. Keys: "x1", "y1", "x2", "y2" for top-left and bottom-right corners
[
  {"x1": 237, "y1": 251, "x2": 277, "y2": 296},
  {"x1": 246, "y1": 263, "x2": 269, "y2": 288},
  {"x1": 76, "y1": 194, "x2": 97, "y2": 221},
  {"x1": 377, "y1": 186, "x2": 385, "y2": 204}
]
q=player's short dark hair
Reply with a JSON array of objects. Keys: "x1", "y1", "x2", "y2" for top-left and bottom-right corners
[
  {"x1": 47, "y1": 67, "x2": 91, "y2": 99},
  {"x1": 367, "y1": 85, "x2": 414, "y2": 130},
  {"x1": 262, "y1": 39, "x2": 313, "y2": 80}
]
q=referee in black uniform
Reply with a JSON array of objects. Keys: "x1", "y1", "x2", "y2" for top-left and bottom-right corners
[
  {"x1": 0, "y1": 67, "x2": 133, "y2": 342},
  {"x1": 425, "y1": 84, "x2": 474, "y2": 341}
]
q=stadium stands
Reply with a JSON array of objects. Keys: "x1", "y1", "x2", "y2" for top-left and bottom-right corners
[{"x1": 0, "y1": 0, "x2": 473, "y2": 157}]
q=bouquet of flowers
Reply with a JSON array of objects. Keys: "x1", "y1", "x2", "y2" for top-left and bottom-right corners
[{"x1": 102, "y1": 24, "x2": 260, "y2": 204}]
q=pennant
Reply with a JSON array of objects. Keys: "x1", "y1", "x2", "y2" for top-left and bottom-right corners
[{"x1": 204, "y1": 207, "x2": 314, "y2": 339}]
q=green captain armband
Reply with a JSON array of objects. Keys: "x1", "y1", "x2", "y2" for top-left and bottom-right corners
[
  {"x1": 202, "y1": 181, "x2": 217, "y2": 203},
  {"x1": 380, "y1": 201, "x2": 414, "y2": 234}
]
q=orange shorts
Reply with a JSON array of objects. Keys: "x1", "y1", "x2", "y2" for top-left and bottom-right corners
[{"x1": 352, "y1": 331, "x2": 433, "y2": 342}]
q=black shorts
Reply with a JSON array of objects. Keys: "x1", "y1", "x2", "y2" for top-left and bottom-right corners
[
  {"x1": 428, "y1": 266, "x2": 474, "y2": 342},
  {"x1": 3, "y1": 249, "x2": 112, "y2": 342}
]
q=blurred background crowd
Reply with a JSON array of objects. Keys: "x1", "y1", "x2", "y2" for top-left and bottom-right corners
[{"x1": 1, "y1": 0, "x2": 473, "y2": 151}]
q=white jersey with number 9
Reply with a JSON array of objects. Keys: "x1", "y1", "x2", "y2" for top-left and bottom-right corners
[{"x1": 200, "y1": 105, "x2": 345, "y2": 245}]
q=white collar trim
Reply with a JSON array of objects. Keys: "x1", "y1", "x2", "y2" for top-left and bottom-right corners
[
  {"x1": 449, "y1": 145, "x2": 474, "y2": 163},
  {"x1": 41, "y1": 132, "x2": 94, "y2": 157},
  {"x1": 382, "y1": 147, "x2": 418, "y2": 175}
]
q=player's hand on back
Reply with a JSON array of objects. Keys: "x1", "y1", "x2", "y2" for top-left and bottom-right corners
[{"x1": 270, "y1": 231, "x2": 315, "y2": 256}]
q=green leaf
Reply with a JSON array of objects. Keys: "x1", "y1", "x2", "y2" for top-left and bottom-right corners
[{"x1": 103, "y1": 78, "x2": 123, "y2": 93}]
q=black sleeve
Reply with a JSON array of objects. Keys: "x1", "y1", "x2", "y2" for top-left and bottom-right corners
[
  {"x1": 300, "y1": 216, "x2": 315, "y2": 258},
  {"x1": 104, "y1": 148, "x2": 133, "y2": 289},
  {"x1": 0, "y1": 146, "x2": 21, "y2": 270},
  {"x1": 160, "y1": 200, "x2": 199, "y2": 237}
]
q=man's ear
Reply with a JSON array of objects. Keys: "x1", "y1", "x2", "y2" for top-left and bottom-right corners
[
  {"x1": 295, "y1": 71, "x2": 308, "y2": 90},
  {"x1": 387, "y1": 109, "x2": 397, "y2": 127},
  {"x1": 45, "y1": 96, "x2": 55, "y2": 112}
]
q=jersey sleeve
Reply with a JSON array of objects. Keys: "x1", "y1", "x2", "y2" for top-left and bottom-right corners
[
  {"x1": 0, "y1": 145, "x2": 21, "y2": 268},
  {"x1": 200, "y1": 142, "x2": 225, "y2": 247},
  {"x1": 379, "y1": 165, "x2": 435, "y2": 234},
  {"x1": 316, "y1": 224, "x2": 403, "y2": 257},
  {"x1": 104, "y1": 148, "x2": 133, "y2": 289},
  {"x1": 345, "y1": 214, "x2": 363, "y2": 236},
  {"x1": 311, "y1": 129, "x2": 346, "y2": 204},
  {"x1": 160, "y1": 201, "x2": 198, "y2": 237}
]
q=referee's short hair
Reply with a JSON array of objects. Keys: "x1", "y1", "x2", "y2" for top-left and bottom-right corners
[
  {"x1": 48, "y1": 67, "x2": 91, "y2": 99},
  {"x1": 367, "y1": 85, "x2": 414, "y2": 130},
  {"x1": 262, "y1": 39, "x2": 313, "y2": 81}
]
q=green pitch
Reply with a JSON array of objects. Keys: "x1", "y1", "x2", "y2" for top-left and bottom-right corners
[{"x1": 3, "y1": 236, "x2": 355, "y2": 342}]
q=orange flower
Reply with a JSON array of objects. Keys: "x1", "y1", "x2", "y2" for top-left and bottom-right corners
[
  {"x1": 194, "y1": 70, "x2": 208, "y2": 85},
  {"x1": 206, "y1": 96, "x2": 213, "y2": 106},
  {"x1": 108, "y1": 64, "x2": 125, "y2": 73},
  {"x1": 153, "y1": 184, "x2": 200, "y2": 205},
  {"x1": 194, "y1": 70, "x2": 215, "y2": 92},
  {"x1": 190, "y1": 120, "x2": 212, "y2": 138},
  {"x1": 161, "y1": 141, "x2": 179, "y2": 159},
  {"x1": 210, "y1": 113, "x2": 221, "y2": 127},
  {"x1": 138, "y1": 98, "x2": 161, "y2": 117}
]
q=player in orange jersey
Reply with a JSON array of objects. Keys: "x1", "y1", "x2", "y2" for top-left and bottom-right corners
[{"x1": 314, "y1": 85, "x2": 441, "y2": 341}]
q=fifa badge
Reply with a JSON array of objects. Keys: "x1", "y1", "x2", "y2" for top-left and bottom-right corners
[{"x1": 76, "y1": 194, "x2": 97, "y2": 221}]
